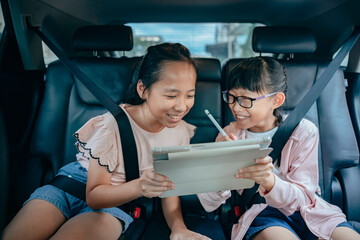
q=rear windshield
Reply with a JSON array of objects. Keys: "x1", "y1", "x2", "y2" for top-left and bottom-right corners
[
  {"x1": 42, "y1": 23, "x2": 263, "y2": 65},
  {"x1": 127, "y1": 23, "x2": 262, "y2": 63}
]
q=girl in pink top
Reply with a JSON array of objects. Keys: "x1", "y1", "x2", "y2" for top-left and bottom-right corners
[
  {"x1": 3, "y1": 43, "x2": 210, "y2": 240},
  {"x1": 197, "y1": 57, "x2": 360, "y2": 240}
]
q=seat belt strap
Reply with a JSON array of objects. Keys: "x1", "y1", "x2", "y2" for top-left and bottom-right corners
[
  {"x1": 270, "y1": 27, "x2": 360, "y2": 164},
  {"x1": 49, "y1": 175, "x2": 87, "y2": 201},
  {"x1": 31, "y1": 26, "x2": 122, "y2": 117},
  {"x1": 32, "y1": 27, "x2": 140, "y2": 190},
  {"x1": 238, "y1": 28, "x2": 360, "y2": 216},
  {"x1": 114, "y1": 108, "x2": 140, "y2": 182}
]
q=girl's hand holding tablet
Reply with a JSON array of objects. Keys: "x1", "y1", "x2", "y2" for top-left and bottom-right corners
[
  {"x1": 235, "y1": 156, "x2": 275, "y2": 193},
  {"x1": 139, "y1": 169, "x2": 174, "y2": 198}
]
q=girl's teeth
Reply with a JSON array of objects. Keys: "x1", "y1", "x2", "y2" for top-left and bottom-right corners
[
  {"x1": 237, "y1": 115, "x2": 247, "y2": 119},
  {"x1": 169, "y1": 115, "x2": 180, "y2": 119}
]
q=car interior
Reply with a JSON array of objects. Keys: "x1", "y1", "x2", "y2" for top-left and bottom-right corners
[{"x1": 1, "y1": 0, "x2": 360, "y2": 239}]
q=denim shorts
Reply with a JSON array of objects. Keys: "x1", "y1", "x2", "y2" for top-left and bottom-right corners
[
  {"x1": 25, "y1": 161, "x2": 133, "y2": 232},
  {"x1": 245, "y1": 206, "x2": 354, "y2": 240}
]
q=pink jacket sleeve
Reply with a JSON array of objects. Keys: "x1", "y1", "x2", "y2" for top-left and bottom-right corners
[
  {"x1": 261, "y1": 119, "x2": 320, "y2": 216},
  {"x1": 197, "y1": 191, "x2": 232, "y2": 212}
]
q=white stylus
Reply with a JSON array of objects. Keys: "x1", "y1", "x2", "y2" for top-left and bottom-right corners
[{"x1": 204, "y1": 109, "x2": 228, "y2": 137}]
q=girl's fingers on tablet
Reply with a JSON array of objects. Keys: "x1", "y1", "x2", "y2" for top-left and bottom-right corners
[
  {"x1": 142, "y1": 169, "x2": 169, "y2": 182},
  {"x1": 255, "y1": 156, "x2": 272, "y2": 164}
]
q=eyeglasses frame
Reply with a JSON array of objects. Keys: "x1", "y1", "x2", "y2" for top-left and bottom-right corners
[{"x1": 222, "y1": 90, "x2": 279, "y2": 109}]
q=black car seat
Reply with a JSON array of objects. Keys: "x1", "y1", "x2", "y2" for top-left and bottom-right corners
[
  {"x1": 344, "y1": 47, "x2": 360, "y2": 232},
  {"x1": 2, "y1": 69, "x2": 45, "y2": 223},
  {"x1": 0, "y1": 109, "x2": 9, "y2": 234},
  {"x1": 185, "y1": 58, "x2": 223, "y2": 144},
  {"x1": 222, "y1": 26, "x2": 359, "y2": 232},
  {"x1": 6, "y1": 25, "x2": 141, "y2": 225}
]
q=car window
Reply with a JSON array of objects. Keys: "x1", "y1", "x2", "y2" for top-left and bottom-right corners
[
  {"x1": 42, "y1": 23, "x2": 263, "y2": 65},
  {"x1": 127, "y1": 23, "x2": 263, "y2": 63}
]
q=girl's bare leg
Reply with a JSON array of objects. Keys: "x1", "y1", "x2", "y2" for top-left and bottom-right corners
[
  {"x1": 2, "y1": 199, "x2": 66, "y2": 240},
  {"x1": 330, "y1": 226, "x2": 360, "y2": 240},
  {"x1": 252, "y1": 226, "x2": 299, "y2": 240},
  {"x1": 50, "y1": 211, "x2": 123, "y2": 240}
]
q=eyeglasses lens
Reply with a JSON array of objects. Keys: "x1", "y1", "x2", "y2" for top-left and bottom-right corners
[
  {"x1": 222, "y1": 92, "x2": 230, "y2": 103},
  {"x1": 239, "y1": 98, "x2": 252, "y2": 108}
]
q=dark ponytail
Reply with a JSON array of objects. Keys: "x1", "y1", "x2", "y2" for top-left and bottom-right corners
[{"x1": 124, "y1": 43, "x2": 196, "y2": 105}]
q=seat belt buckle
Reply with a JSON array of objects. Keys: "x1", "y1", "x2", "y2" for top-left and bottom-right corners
[
  {"x1": 230, "y1": 205, "x2": 242, "y2": 224},
  {"x1": 132, "y1": 207, "x2": 141, "y2": 219},
  {"x1": 234, "y1": 206, "x2": 241, "y2": 217}
]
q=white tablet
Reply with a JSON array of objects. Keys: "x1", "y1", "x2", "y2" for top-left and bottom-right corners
[{"x1": 153, "y1": 137, "x2": 272, "y2": 198}]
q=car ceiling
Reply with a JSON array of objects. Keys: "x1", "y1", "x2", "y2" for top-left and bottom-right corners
[
  {"x1": 4, "y1": 0, "x2": 360, "y2": 70},
  {"x1": 37, "y1": 0, "x2": 355, "y2": 25}
]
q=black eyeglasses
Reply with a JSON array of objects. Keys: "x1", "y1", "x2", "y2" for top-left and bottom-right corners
[{"x1": 222, "y1": 90, "x2": 278, "y2": 108}]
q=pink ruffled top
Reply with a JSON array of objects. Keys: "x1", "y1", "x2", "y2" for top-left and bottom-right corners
[{"x1": 74, "y1": 105, "x2": 196, "y2": 185}]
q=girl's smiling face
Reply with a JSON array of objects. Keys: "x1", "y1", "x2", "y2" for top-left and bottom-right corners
[
  {"x1": 138, "y1": 61, "x2": 196, "y2": 131},
  {"x1": 228, "y1": 88, "x2": 285, "y2": 132}
]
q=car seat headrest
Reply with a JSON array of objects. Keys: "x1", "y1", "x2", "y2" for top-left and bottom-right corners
[
  {"x1": 71, "y1": 57, "x2": 140, "y2": 105},
  {"x1": 252, "y1": 26, "x2": 317, "y2": 53},
  {"x1": 194, "y1": 58, "x2": 221, "y2": 83},
  {"x1": 73, "y1": 25, "x2": 133, "y2": 51}
]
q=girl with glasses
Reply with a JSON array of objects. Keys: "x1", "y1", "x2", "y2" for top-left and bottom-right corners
[{"x1": 198, "y1": 57, "x2": 360, "y2": 240}]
